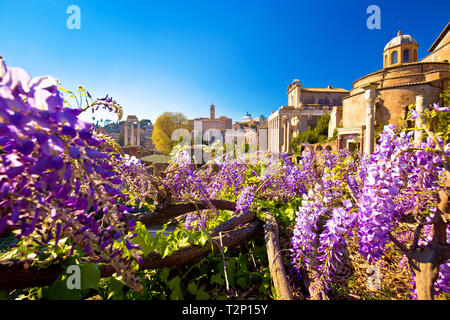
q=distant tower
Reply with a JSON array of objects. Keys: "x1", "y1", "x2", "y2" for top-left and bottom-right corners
[
  {"x1": 287, "y1": 79, "x2": 303, "y2": 108},
  {"x1": 210, "y1": 104, "x2": 215, "y2": 120}
]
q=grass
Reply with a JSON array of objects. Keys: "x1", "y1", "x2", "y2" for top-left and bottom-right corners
[{"x1": 140, "y1": 154, "x2": 171, "y2": 163}]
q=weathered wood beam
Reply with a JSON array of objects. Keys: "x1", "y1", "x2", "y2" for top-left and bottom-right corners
[
  {"x1": 0, "y1": 218, "x2": 263, "y2": 291},
  {"x1": 127, "y1": 199, "x2": 237, "y2": 226},
  {"x1": 263, "y1": 211, "x2": 294, "y2": 300}
]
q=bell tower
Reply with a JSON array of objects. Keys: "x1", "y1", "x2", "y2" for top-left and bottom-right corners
[
  {"x1": 287, "y1": 79, "x2": 302, "y2": 108},
  {"x1": 210, "y1": 104, "x2": 215, "y2": 120}
]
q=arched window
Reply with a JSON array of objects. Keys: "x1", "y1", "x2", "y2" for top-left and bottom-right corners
[
  {"x1": 391, "y1": 51, "x2": 398, "y2": 64},
  {"x1": 403, "y1": 49, "x2": 410, "y2": 62},
  {"x1": 384, "y1": 55, "x2": 387, "y2": 66},
  {"x1": 414, "y1": 49, "x2": 417, "y2": 61}
]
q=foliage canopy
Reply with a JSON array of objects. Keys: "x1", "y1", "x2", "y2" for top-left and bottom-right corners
[{"x1": 152, "y1": 112, "x2": 190, "y2": 154}]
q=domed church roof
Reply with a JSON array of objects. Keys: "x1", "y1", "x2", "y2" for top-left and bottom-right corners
[{"x1": 384, "y1": 30, "x2": 418, "y2": 51}]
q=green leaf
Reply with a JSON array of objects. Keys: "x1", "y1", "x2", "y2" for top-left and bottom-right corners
[
  {"x1": 36, "y1": 287, "x2": 46, "y2": 299},
  {"x1": 187, "y1": 282, "x2": 198, "y2": 295},
  {"x1": 131, "y1": 222, "x2": 154, "y2": 256},
  {"x1": 210, "y1": 273, "x2": 224, "y2": 286},
  {"x1": 177, "y1": 235, "x2": 190, "y2": 248},
  {"x1": 105, "y1": 277, "x2": 125, "y2": 300},
  {"x1": 79, "y1": 263, "x2": 100, "y2": 290},
  {"x1": 162, "y1": 245, "x2": 173, "y2": 258},
  {"x1": 217, "y1": 259, "x2": 236, "y2": 287},
  {"x1": 195, "y1": 287, "x2": 210, "y2": 300},
  {"x1": 236, "y1": 276, "x2": 248, "y2": 288},
  {"x1": 199, "y1": 230, "x2": 210, "y2": 247},
  {"x1": 59, "y1": 256, "x2": 79, "y2": 270},
  {"x1": 159, "y1": 268, "x2": 170, "y2": 284},
  {"x1": 168, "y1": 276, "x2": 180, "y2": 290},
  {"x1": 238, "y1": 254, "x2": 248, "y2": 274},
  {"x1": 47, "y1": 276, "x2": 82, "y2": 300},
  {"x1": 168, "y1": 276, "x2": 183, "y2": 300},
  {"x1": 259, "y1": 280, "x2": 270, "y2": 295}
]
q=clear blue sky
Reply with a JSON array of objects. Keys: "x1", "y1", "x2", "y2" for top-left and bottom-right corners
[{"x1": 0, "y1": 0, "x2": 448, "y2": 124}]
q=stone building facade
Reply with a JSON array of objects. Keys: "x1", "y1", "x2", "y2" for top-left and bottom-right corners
[
  {"x1": 267, "y1": 80, "x2": 348, "y2": 154},
  {"x1": 191, "y1": 104, "x2": 232, "y2": 142},
  {"x1": 421, "y1": 22, "x2": 450, "y2": 63},
  {"x1": 331, "y1": 24, "x2": 450, "y2": 153}
]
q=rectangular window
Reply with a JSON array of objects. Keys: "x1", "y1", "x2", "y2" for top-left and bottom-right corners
[
  {"x1": 392, "y1": 51, "x2": 398, "y2": 64},
  {"x1": 403, "y1": 49, "x2": 410, "y2": 62}
]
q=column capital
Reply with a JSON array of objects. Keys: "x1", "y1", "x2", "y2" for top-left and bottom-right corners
[{"x1": 363, "y1": 89, "x2": 378, "y2": 103}]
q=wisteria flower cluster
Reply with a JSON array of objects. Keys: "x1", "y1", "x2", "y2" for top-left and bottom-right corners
[
  {"x1": 290, "y1": 119, "x2": 449, "y2": 297},
  {"x1": 0, "y1": 58, "x2": 143, "y2": 290},
  {"x1": 290, "y1": 148, "x2": 357, "y2": 293},
  {"x1": 162, "y1": 149, "x2": 317, "y2": 230},
  {"x1": 163, "y1": 149, "x2": 212, "y2": 204},
  {"x1": 236, "y1": 186, "x2": 255, "y2": 213}
]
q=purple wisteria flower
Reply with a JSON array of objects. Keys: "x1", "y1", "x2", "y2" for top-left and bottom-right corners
[
  {"x1": 236, "y1": 186, "x2": 255, "y2": 213},
  {"x1": 410, "y1": 108, "x2": 420, "y2": 119},
  {"x1": 184, "y1": 213, "x2": 196, "y2": 231},
  {"x1": 433, "y1": 102, "x2": 450, "y2": 113},
  {"x1": 0, "y1": 57, "x2": 145, "y2": 291},
  {"x1": 290, "y1": 190, "x2": 329, "y2": 273}
]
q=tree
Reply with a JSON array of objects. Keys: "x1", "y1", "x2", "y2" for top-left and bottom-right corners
[
  {"x1": 117, "y1": 132, "x2": 124, "y2": 146},
  {"x1": 290, "y1": 112, "x2": 330, "y2": 153},
  {"x1": 314, "y1": 112, "x2": 330, "y2": 137},
  {"x1": 140, "y1": 119, "x2": 152, "y2": 129},
  {"x1": 431, "y1": 87, "x2": 450, "y2": 143},
  {"x1": 152, "y1": 112, "x2": 190, "y2": 154}
]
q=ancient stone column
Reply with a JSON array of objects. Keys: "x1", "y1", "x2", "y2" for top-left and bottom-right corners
[
  {"x1": 269, "y1": 119, "x2": 272, "y2": 152},
  {"x1": 337, "y1": 134, "x2": 342, "y2": 150},
  {"x1": 364, "y1": 89, "x2": 377, "y2": 155},
  {"x1": 124, "y1": 121, "x2": 128, "y2": 146},
  {"x1": 286, "y1": 116, "x2": 291, "y2": 153},
  {"x1": 278, "y1": 116, "x2": 282, "y2": 154},
  {"x1": 282, "y1": 117, "x2": 286, "y2": 153},
  {"x1": 360, "y1": 125, "x2": 365, "y2": 154},
  {"x1": 259, "y1": 127, "x2": 267, "y2": 153},
  {"x1": 273, "y1": 118, "x2": 276, "y2": 153},
  {"x1": 137, "y1": 120, "x2": 140, "y2": 147},
  {"x1": 131, "y1": 122, "x2": 135, "y2": 146},
  {"x1": 414, "y1": 95, "x2": 425, "y2": 145}
]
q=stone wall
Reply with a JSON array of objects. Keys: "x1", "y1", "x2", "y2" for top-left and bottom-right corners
[
  {"x1": 351, "y1": 62, "x2": 449, "y2": 90},
  {"x1": 312, "y1": 140, "x2": 338, "y2": 153},
  {"x1": 299, "y1": 90, "x2": 348, "y2": 106},
  {"x1": 121, "y1": 146, "x2": 152, "y2": 159},
  {"x1": 421, "y1": 27, "x2": 450, "y2": 63},
  {"x1": 291, "y1": 141, "x2": 339, "y2": 166},
  {"x1": 341, "y1": 62, "x2": 449, "y2": 128},
  {"x1": 342, "y1": 83, "x2": 445, "y2": 128},
  {"x1": 328, "y1": 106, "x2": 342, "y2": 138}
]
